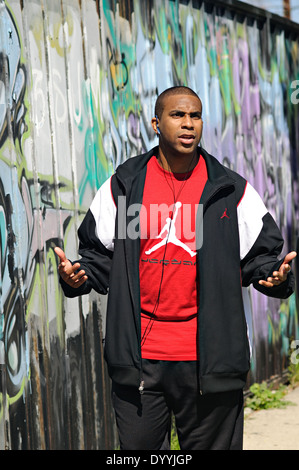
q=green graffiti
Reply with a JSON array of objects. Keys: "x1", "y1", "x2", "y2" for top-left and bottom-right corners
[{"x1": 78, "y1": 80, "x2": 113, "y2": 203}]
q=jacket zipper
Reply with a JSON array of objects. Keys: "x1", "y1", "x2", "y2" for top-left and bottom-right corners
[
  {"x1": 139, "y1": 378, "x2": 145, "y2": 394},
  {"x1": 198, "y1": 181, "x2": 235, "y2": 396},
  {"x1": 115, "y1": 172, "x2": 145, "y2": 393}
]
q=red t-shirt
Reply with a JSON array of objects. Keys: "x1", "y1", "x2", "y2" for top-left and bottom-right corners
[{"x1": 139, "y1": 155, "x2": 207, "y2": 360}]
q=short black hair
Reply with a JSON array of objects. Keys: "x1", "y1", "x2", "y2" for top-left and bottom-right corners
[{"x1": 154, "y1": 86, "x2": 201, "y2": 118}]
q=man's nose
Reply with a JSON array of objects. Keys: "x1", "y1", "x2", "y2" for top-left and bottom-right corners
[{"x1": 182, "y1": 114, "x2": 193, "y2": 128}]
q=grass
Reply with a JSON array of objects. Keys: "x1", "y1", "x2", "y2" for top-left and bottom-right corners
[
  {"x1": 245, "y1": 345, "x2": 299, "y2": 412},
  {"x1": 171, "y1": 426, "x2": 180, "y2": 450},
  {"x1": 244, "y1": 381, "x2": 293, "y2": 411}
]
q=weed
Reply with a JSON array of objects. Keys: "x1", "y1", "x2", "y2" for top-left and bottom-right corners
[
  {"x1": 171, "y1": 427, "x2": 180, "y2": 450},
  {"x1": 245, "y1": 381, "x2": 294, "y2": 411}
]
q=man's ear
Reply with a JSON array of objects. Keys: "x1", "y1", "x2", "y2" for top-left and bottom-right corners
[{"x1": 151, "y1": 116, "x2": 160, "y2": 136}]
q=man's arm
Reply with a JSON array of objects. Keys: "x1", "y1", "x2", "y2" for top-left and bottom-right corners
[
  {"x1": 238, "y1": 181, "x2": 296, "y2": 298},
  {"x1": 55, "y1": 176, "x2": 116, "y2": 298},
  {"x1": 258, "y1": 251, "x2": 297, "y2": 288},
  {"x1": 54, "y1": 246, "x2": 88, "y2": 289}
]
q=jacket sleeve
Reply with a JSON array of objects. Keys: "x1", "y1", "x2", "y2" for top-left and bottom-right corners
[
  {"x1": 238, "y1": 181, "x2": 295, "y2": 299},
  {"x1": 60, "y1": 176, "x2": 116, "y2": 298}
]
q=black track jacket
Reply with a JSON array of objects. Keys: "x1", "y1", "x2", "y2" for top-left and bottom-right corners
[{"x1": 60, "y1": 146, "x2": 295, "y2": 395}]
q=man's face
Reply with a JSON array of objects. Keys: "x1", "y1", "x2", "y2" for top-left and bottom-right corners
[{"x1": 152, "y1": 94, "x2": 203, "y2": 157}]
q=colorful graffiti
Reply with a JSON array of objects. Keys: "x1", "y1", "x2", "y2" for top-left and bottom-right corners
[{"x1": 0, "y1": 0, "x2": 298, "y2": 449}]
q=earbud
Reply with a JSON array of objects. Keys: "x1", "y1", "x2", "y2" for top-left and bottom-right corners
[{"x1": 155, "y1": 115, "x2": 160, "y2": 135}]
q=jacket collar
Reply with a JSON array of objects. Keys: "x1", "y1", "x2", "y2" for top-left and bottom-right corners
[
  {"x1": 199, "y1": 147, "x2": 236, "y2": 206},
  {"x1": 115, "y1": 145, "x2": 236, "y2": 191},
  {"x1": 199, "y1": 147, "x2": 236, "y2": 184},
  {"x1": 115, "y1": 146, "x2": 158, "y2": 187}
]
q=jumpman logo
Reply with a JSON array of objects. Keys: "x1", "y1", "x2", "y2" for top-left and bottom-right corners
[
  {"x1": 145, "y1": 201, "x2": 197, "y2": 258},
  {"x1": 221, "y1": 208, "x2": 229, "y2": 219}
]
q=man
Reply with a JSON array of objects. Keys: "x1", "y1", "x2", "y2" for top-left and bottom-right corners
[{"x1": 55, "y1": 86, "x2": 296, "y2": 450}]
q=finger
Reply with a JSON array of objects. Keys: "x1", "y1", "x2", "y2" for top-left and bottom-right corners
[
  {"x1": 259, "y1": 280, "x2": 274, "y2": 288},
  {"x1": 58, "y1": 262, "x2": 80, "y2": 282},
  {"x1": 283, "y1": 251, "x2": 297, "y2": 265},
  {"x1": 68, "y1": 262, "x2": 81, "y2": 275},
  {"x1": 282, "y1": 265, "x2": 291, "y2": 274},
  {"x1": 68, "y1": 270, "x2": 87, "y2": 287},
  {"x1": 60, "y1": 263, "x2": 82, "y2": 279},
  {"x1": 259, "y1": 278, "x2": 281, "y2": 288},
  {"x1": 69, "y1": 269, "x2": 86, "y2": 282},
  {"x1": 72, "y1": 274, "x2": 88, "y2": 288},
  {"x1": 259, "y1": 274, "x2": 284, "y2": 287},
  {"x1": 60, "y1": 267, "x2": 87, "y2": 287},
  {"x1": 269, "y1": 277, "x2": 281, "y2": 285},
  {"x1": 272, "y1": 270, "x2": 285, "y2": 280},
  {"x1": 54, "y1": 246, "x2": 67, "y2": 262},
  {"x1": 276, "y1": 263, "x2": 292, "y2": 281}
]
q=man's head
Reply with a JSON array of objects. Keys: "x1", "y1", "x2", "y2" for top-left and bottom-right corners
[
  {"x1": 154, "y1": 86, "x2": 200, "y2": 119},
  {"x1": 151, "y1": 86, "x2": 203, "y2": 163}
]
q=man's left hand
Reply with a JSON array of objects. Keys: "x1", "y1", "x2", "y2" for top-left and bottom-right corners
[{"x1": 259, "y1": 251, "x2": 297, "y2": 288}]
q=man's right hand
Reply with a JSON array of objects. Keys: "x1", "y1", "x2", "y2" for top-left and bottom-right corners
[{"x1": 54, "y1": 247, "x2": 88, "y2": 288}]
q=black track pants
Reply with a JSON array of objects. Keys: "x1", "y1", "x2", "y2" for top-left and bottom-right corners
[{"x1": 112, "y1": 359, "x2": 244, "y2": 450}]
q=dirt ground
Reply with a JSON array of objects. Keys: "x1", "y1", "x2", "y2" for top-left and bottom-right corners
[{"x1": 243, "y1": 385, "x2": 299, "y2": 450}]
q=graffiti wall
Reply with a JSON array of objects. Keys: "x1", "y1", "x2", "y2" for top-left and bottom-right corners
[{"x1": 0, "y1": 0, "x2": 298, "y2": 449}]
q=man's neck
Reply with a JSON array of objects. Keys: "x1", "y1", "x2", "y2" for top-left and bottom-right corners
[{"x1": 157, "y1": 148, "x2": 199, "y2": 173}]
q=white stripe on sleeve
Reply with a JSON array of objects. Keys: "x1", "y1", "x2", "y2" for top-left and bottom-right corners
[
  {"x1": 237, "y1": 182, "x2": 268, "y2": 260},
  {"x1": 90, "y1": 177, "x2": 116, "y2": 251}
]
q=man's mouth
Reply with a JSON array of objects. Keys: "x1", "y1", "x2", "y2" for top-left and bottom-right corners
[{"x1": 178, "y1": 134, "x2": 195, "y2": 145}]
